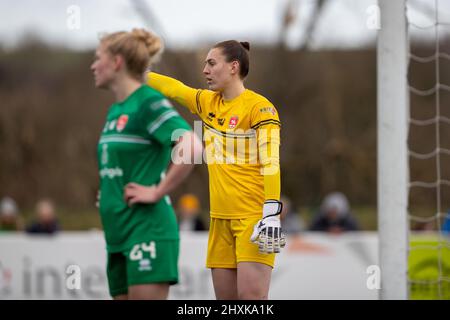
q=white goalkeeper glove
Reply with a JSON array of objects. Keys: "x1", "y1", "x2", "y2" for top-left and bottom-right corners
[{"x1": 250, "y1": 200, "x2": 286, "y2": 254}]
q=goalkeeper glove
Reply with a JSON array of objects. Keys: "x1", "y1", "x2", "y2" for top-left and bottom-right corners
[{"x1": 250, "y1": 200, "x2": 286, "y2": 254}]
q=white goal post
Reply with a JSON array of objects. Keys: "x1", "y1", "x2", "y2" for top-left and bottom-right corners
[{"x1": 377, "y1": 0, "x2": 409, "y2": 300}]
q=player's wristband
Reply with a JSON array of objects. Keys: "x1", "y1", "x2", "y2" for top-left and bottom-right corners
[{"x1": 262, "y1": 200, "x2": 282, "y2": 219}]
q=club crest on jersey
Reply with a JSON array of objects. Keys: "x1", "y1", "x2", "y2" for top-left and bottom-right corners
[
  {"x1": 116, "y1": 115, "x2": 129, "y2": 132},
  {"x1": 228, "y1": 116, "x2": 239, "y2": 129}
]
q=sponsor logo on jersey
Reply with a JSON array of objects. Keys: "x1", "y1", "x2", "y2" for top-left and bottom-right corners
[
  {"x1": 229, "y1": 116, "x2": 239, "y2": 129},
  {"x1": 218, "y1": 118, "x2": 225, "y2": 126},
  {"x1": 116, "y1": 115, "x2": 129, "y2": 132},
  {"x1": 99, "y1": 167, "x2": 123, "y2": 179},
  {"x1": 260, "y1": 107, "x2": 276, "y2": 115}
]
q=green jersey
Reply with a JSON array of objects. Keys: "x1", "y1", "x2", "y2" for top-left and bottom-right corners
[{"x1": 97, "y1": 85, "x2": 191, "y2": 252}]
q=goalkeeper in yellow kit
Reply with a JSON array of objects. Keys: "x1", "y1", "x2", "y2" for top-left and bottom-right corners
[{"x1": 147, "y1": 40, "x2": 285, "y2": 300}]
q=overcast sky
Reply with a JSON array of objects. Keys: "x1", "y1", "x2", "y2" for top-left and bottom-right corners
[{"x1": 0, "y1": 0, "x2": 448, "y2": 51}]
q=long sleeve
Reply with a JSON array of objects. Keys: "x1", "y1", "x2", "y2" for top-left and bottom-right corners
[
  {"x1": 250, "y1": 102, "x2": 281, "y2": 202},
  {"x1": 147, "y1": 72, "x2": 208, "y2": 115},
  {"x1": 258, "y1": 124, "x2": 281, "y2": 201}
]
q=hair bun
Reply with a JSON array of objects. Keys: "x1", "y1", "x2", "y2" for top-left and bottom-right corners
[
  {"x1": 131, "y1": 28, "x2": 163, "y2": 57},
  {"x1": 240, "y1": 41, "x2": 250, "y2": 51},
  {"x1": 131, "y1": 28, "x2": 148, "y2": 41}
]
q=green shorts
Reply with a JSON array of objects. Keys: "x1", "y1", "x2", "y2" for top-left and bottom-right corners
[{"x1": 106, "y1": 239, "x2": 179, "y2": 297}]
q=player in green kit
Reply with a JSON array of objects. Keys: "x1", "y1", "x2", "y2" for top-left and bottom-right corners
[{"x1": 91, "y1": 29, "x2": 203, "y2": 300}]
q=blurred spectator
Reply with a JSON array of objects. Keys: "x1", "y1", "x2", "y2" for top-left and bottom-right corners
[
  {"x1": 309, "y1": 192, "x2": 359, "y2": 234},
  {"x1": 280, "y1": 195, "x2": 305, "y2": 234},
  {"x1": 26, "y1": 199, "x2": 60, "y2": 234},
  {"x1": 177, "y1": 194, "x2": 206, "y2": 231},
  {"x1": 0, "y1": 197, "x2": 23, "y2": 231}
]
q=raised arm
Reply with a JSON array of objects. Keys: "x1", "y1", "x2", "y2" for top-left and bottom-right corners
[{"x1": 147, "y1": 72, "x2": 207, "y2": 115}]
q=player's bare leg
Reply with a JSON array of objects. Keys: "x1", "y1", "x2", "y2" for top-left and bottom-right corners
[
  {"x1": 237, "y1": 262, "x2": 272, "y2": 300},
  {"x1": 211, "y1": 268, "x2": 238, "y2": 299},
  {"x1": 128, "y1": 283, "x2": 170, "y2": 300},
  {"x1": 113, "y1": 294, "x2": 128, "y2": 300}
]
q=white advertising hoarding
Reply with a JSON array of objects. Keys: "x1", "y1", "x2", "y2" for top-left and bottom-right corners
[{"x1": 0, "y1": 232, "x2": 378, "y2": 300}]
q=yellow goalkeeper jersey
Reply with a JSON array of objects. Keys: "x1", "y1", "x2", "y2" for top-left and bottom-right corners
[{"x1": 147, "y1": 72, "x2": 281, "y2": 219}]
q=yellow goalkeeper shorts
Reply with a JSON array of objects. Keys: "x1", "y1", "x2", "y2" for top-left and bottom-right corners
[{"x1": 206, "y1": 217, "x2": 276, "y2": 269}]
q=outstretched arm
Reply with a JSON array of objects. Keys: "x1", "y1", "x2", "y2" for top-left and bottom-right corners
[{"x1": 147, "y1": 72, "x2": 205, "y2": 115}]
